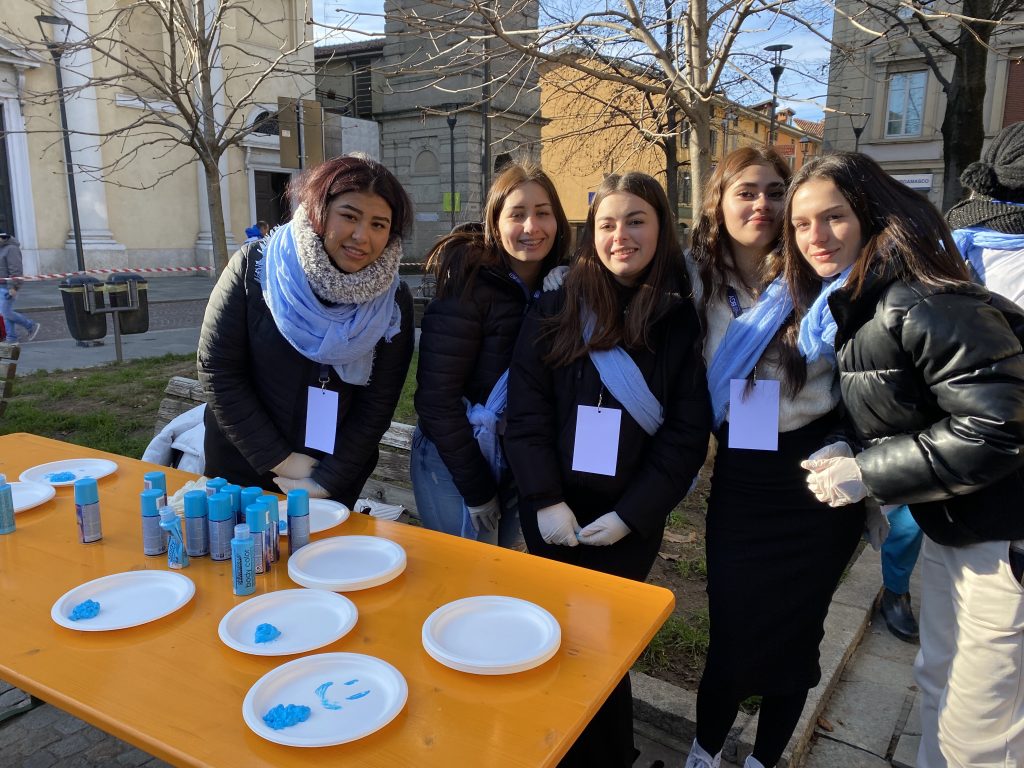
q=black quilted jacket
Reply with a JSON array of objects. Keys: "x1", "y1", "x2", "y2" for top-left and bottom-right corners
[
  {"x1": 198, "y1": 242, "x2": 415, "y2": 506},
  {"x1": 831, "y1": 268, "x2": 1024, "y2": 546}
]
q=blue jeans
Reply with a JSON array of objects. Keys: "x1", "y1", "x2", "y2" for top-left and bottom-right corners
[
  {"x1": 0, "y1": 289, "x2": 33, "y2": 342},
  {"x1": 410, "y1": 425, "x2": 522, "y2": 548},
  {"x1": 881, "y1": 504, "x2": 923, "y2": 594}
]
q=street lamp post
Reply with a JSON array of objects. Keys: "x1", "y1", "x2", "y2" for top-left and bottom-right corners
[
  {"x1": 764, "y1": 44, "x2": 792, "y2": 150},
  {"x1": 36, "y1": 14, "x2": 85, "y2": 273},
  {"x1": 850, "y1": 112, "x2": 870, "y2": 152},
  {"x1": 445, "y1": 107, "x2": 458, "y2": 231}
]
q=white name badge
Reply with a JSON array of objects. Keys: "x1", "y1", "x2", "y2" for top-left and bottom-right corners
[
  {"x1": 727, "y1": 378, "x2": 780, "y2": 451},
  {"x1": 572, "y1": 405, "x2": 621, "y2": 476},
  {"x1": 305, "y1": 386, "x2": 339, "y2": 453}
]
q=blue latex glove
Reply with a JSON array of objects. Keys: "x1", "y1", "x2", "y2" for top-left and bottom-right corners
[{"x1": 577, "y1": 511, "x2": 631, "y2": 546}]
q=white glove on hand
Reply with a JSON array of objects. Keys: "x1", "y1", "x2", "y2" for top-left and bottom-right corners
[
  {"x1": 800, "y1": 455, "x2": 868, "y2": 507},
  {"x1": 536, "y1": 502, "x2": 581, "y2": 546},
  {"x1": 467, "y1": 496, "x2": 500, "y2": 533},
  {"x1": 273, "y1": 476, "x2": 329, "y2": 499},
  {"x1": 805, "y1": 441, "x2": 854, "y2": 462},
  {"x1": 542, "y1": 265, "x2": 569, "y2": 292},
  {"x1": 577, "y1": 511, "x2": 631, "y2": 546},
  {"x1": 864, "y1": 504, "x2": 891, "y2": 552},
  {"x1": 271, "y1": 452, "x2": 318, "y2": 479}
]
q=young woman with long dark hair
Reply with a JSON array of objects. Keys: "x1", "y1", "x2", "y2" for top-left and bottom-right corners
[{"x1": 504, "y1": 171, "x2": 711, "y2": 766}]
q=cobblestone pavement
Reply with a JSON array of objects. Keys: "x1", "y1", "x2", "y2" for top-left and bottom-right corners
[{"x1": 0, "y1": 682, "x2": 171, "y2": 768}]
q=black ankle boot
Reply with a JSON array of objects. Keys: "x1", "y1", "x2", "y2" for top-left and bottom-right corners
[{"x1": 879, "y1": 588, "x2": 919, "y2": 643}]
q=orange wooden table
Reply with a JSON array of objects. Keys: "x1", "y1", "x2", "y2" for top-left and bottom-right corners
[{"x1": 0, "y1": 433, "x2": 674, "y2": 767}]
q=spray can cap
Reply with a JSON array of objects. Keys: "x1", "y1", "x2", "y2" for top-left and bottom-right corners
[
  {"x1": 287, "y1": 489, "x2": 310, "y2": 518},
  {"x1": 158, "y1": 507, "x2": 177, "y2": 523},
  {"x1": 208, "y1": 492, "x2": 232, "y2": 522},
  {"x1": 74, "y1": 478, "x2": 99, "y2": 506},
  {"x1": 233, "y1": 523, "x2": 251, "y2": 540},
  {"x1": 184, "y1": 489, "x2": 208, "y2": 518},
  {"x1": 140, "y1": 488, "x2": 164, "y2": 517}
]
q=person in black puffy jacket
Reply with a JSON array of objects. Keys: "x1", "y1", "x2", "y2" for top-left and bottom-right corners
[
  {"x1": 199, "y1": 156, "x2": 414, "y2": 507},
  {"x1": 504, "y1": 172, "x2": 711, "y2": 767},
  {"x1": 411, "y1": 164, "x2": 571, "y2": 546},
  {"x1": 785, "y1": 152, "x2": 1024, "y2": 768}
]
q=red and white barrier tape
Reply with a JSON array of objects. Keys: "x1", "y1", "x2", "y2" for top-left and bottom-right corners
[{"x1": 20, "y1": 265, "x2": 213, "y2": 282}]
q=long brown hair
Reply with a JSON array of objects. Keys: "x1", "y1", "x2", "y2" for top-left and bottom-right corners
[
  {"x1": 425, "y1": 163, "x2": 571, "y2": 300},
  {"x1": 783, "y1": 152, "x2": 969, "y2": 313},
  {"x1": 690, "y1": 147, "x2": 807, "y2": 396},
  {"x1": 543, "y1": 172, "x2": 689, "y2": 367}
]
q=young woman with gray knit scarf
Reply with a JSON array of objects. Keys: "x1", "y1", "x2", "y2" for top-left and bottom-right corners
[{"x1": 199, "y1": 156, "x2": 415, "y2": 507}]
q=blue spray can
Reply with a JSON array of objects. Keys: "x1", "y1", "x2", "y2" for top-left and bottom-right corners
[
  {"x1": 245, "y1": 502, "x2": 268, "y2": 574},
  {"x1": 207, "y1": 492, "x2": 233, "y2": 561},
  {"x1": 140, "y1": 488, "x2": 167, "y2": 555},
  {"x1": 0, "y1": 474, "x2": 15, "y2": 535},
  {"x1": 184, "y1": 490, "x2": 209, "y2": 557},
  {"x1": 74, "y1": 478, "x2": 102, "y2": 543},
  {"x1": 231, "y1": 523, "x2": 256, "y2": 596},
  {"x1": 143, "y1": 471, "x2": 167, "y2": 508},
  {"x1": 222, "y1": 483, "x2": 242, "y2": 525},
  {"x1": 259, "y1": 493, "x2": 280, "y2": 564},
  {"x1": 287, "y1": 489, "x2": 310, "y2": 555},
  {"x1": 241, "y1": 486, "x2": 262, "y2": 516},
  {"x1": 158, "y1": 507, "x2": 189, "y2": 569}
]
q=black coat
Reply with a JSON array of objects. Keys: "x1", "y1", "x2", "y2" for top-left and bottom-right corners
[
  {"x1": 198, "y1": 243, "x2": 415, "y2": 507},
  {"x1": 831, "y1": 269, "x2": 1024, "y2": 546},
  {"x1": 504, "y1": 285, "x2": 712, "y2": 580},
  {"x1": 414, "y1": 266, "x2": 534, "y2": 506}
]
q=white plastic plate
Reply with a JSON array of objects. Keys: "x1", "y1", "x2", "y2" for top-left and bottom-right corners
[
  {"x1": 21, "y1": 458, "x2": 118, "y2": 487},
  {"x1": 51, "y1": 571, "x2": 195, "y2": 631},
  {"x1": 277, "y1": 499, "x2": 350, "y2": 536},
  {"x1": 287, "y1": 535, "x2": 406, "y2": 592},
  {"x1": 218, "y1": 589, "x2": 358, "y2": 656},
  {"x1": 11, "y1": 481, "x2": 56, "y2": 512},
  {"x1": 422, "y1": 595, "x2": 561, "y2": 675},
  {"x1": 242, "y1": 652, "x2": 408, "y2": 747}
]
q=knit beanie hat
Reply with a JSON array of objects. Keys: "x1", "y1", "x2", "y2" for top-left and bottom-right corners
[{"x1": 946, "y1": 122, "x2": 1024, "y2": 232}]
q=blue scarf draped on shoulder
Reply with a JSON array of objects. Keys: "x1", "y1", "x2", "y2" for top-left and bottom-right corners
[
  {"x1": 952, "y1": 226, "x2": 1024, "y2": 284},
  {"x1": 260, "y1": 221, "x2": 401, "y2": 386}
]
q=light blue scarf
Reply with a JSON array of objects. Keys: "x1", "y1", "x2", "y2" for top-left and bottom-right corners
[
  {"x1": 797, "y1": 266, "x2": 853, "y2": 364},
  {"x1": 582, "y1": 311, "x2": 664, "y2": 436},
  {"x1": 952, "y1": 227, "x2": 1024, "y2": 284},
  {"x1": 464, "y1": 370, "x2": 509, "y2": 481},
  {"x1": 261, "y1": 220, "x2": 402, "y2": 386},
  {"x1": 706, "y1": 276, "x2": 793, "y2": 429}
]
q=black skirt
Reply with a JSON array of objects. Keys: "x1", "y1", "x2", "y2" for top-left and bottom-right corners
[{"x1": 702, "y1": 413, "x2": 864, "y2": 698}]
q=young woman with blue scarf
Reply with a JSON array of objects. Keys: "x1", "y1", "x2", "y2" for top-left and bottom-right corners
[
  {"x1": 684, "y1": 147, "x2": 866, "y2": 768},
  {"x1": 199, "y1": 156, "x2": 415, "y2": 506},
  {"x1": 788, "y1": 152, "x2": 1024, "y2": 768},
  {"x1": 504, "y1": 172, "x2": 712, "y2": 767},
  {"x1": 411, "y1": 164, "x2": 570, "y2": 546}
]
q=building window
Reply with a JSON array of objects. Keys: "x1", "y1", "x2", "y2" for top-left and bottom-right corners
[
  {"x1": 352, "y1": 57, "x2": 374, "y2": 119},
  {"x1": 681, "y1": 170, "x2": 692, "y2": 205},
  {"x1": 885, "y1": 71, "x2": 926, "y2": 137},
  {"x1": 1004, "y1": 55, "x2": 1024, "y2": 128}
]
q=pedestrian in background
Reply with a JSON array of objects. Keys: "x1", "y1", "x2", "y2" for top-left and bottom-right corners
[
  {"x1": 0, "y1": 231, "x2": 40, "y2": 344},
  {"x1": 199, "y1": 155, "x2": 415, "y2": 506},
  {"x1": 412, "y1": 164, "x2": 571, "y2": 546},
  {"x1": 788, "y1": 152, "x2": 1024, "y2": 768},
  {"x1": 684, "y1": 147, "x2": 866, "y2": 768},
  {"x1": 505, "y1": 171, "x2": 711, "y2": 766}
]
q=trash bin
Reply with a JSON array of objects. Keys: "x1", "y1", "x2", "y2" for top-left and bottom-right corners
[
  {"x1": 59, "y1": 275, "x2": 107, "y2": 342},
  {"x1": 105, "y1": 274, "x2": 149, "y2": 334}
]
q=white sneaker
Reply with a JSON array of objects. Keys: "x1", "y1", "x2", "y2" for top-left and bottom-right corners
[
  {"x1": 684, "y1": 739, "x2": 722, "y2": 768},
  {"x1": 25, "y1": 322, "x2": 40, "y2": 342},
  {"x1": 744, "y1": 755, "x2": 767, "y2": 768}
]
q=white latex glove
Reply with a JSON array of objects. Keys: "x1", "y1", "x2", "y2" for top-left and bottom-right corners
[
  {"x1": 466, "y1": 496, "x2": 500, "y2": 533},
  {"x1": 805, "y1": 441, "x2": 854, "y2": 462},
  {"x1": 577, "y1": 511, "x2": 631, "y2": 546},
  {"x1": 800, "y1": 455, "x2": 868, "y2": 507},
  {"x1": 273, "y1": 476, "x2": 329, "y2": 499},
  {"x1": 536, "y1": 502, "x2": 581, "y2": 546},
  {"x1": 864, "y1": 504, "x2": 891, "y2": 552},
  {"x1": 271, "y1": 452, "x2": 319, "y2": 479},
  {"x1": 542, "y1": 265, "x2": 569, "y2": 292}
]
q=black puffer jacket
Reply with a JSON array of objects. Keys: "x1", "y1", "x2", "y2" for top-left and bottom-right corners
[
  {"x1": 831, "y1": 269, "x2": 1024, "y2": 546},
  {"x1": 504, "y1": 284, "x2": 712, "y2": 580},
  {"x1": 198, "y1": 242, "x2": 415, "y2": 507},
  {"x1": 414, "y1": 266, "x2": 534, "y2": 506}
]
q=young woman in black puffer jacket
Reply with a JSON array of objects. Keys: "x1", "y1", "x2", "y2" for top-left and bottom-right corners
[{"x1": 785, "y1": 152, "x2": 1024, "y2": 768}]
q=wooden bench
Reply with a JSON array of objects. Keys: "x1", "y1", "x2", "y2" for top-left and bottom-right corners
[
  {"x1": 0, "y1": 343, "x2": 20, "y2": 418},
  {"x1": 154, "y1": 376, "x2": 417, "y2": 517}
]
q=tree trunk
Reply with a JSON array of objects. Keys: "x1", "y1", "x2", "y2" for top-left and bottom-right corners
[
  {"x1": 204, "y1": 159, "x2": 231, "y2": 274},
  {"x1": 940, "y1": 0, "x2": 994, "y2": 211}
]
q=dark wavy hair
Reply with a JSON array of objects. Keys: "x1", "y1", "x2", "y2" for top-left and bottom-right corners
[
  {"x1": 289, "y1": 155, "x2": 413, "y2": 242},
  {"x1": 783, "y1": 152, "x2": 968, "y2": 314},
  {"x1": 543, "y1": 172, "x2": 689, "y2": 367},
  {"x1": 425, "y1": 163, "x2": 571, "y2": 300}
]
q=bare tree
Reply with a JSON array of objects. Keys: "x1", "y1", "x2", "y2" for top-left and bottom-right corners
[{"x1": 6, "y1": 0, "x2": 317, "y2": 273}]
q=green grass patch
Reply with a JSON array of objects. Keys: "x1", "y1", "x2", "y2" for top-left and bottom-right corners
[
  {"x1": 635, "y1": 609, "x2": 711, "y2": 674},
  {"x1": 394, "y1": 348, "x2": 418, "y2": 425},
  {"x1": 674, "y1": 551, "x2": 708, "y2": 580}
]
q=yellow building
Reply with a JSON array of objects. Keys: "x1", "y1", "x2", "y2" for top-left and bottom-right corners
[{"x1": 1, "y1": 1, "x2": 314, "y2": 276}]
